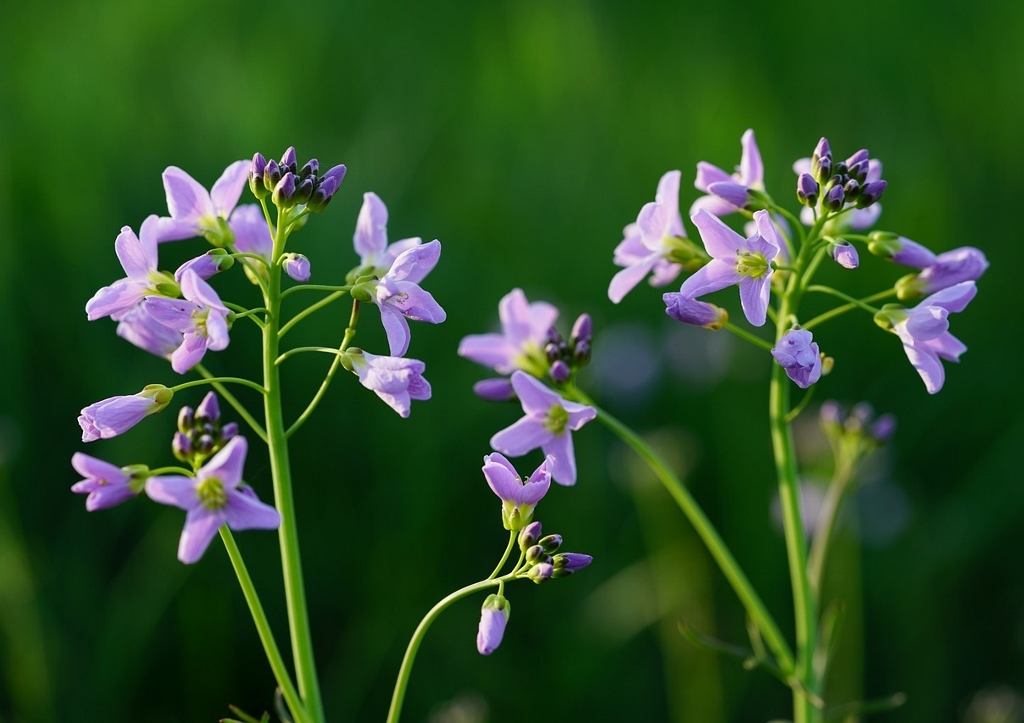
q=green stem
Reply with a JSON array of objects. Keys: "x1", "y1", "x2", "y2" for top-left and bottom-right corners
[
  {"x1": 723, "y1": 322, "x2": 774, "y2": 352},
  {"x1": 486, "y1": 531, "x2": 518, "y2": 580},
  {"x1": 264, "y1": 223, "x2": 324, "y2": 722},
  {"x1": 570, "y1": 389, "x2": 795, "y2": 675},
  {"x1": 387, "y1": 578, "x2": 506, "y2": 723},
  {"x1": 802, "y1": 289, "x2": 896, "y2": 331},
  {"x1": 279, "y1": 289, "x2": 350, "y2": 339},
  {"x1": 807, "y1": 457, "x2": 857, "y2": 604},
  {"x1": 220, "y1": 528, "x2": 309, "y2": 723}
]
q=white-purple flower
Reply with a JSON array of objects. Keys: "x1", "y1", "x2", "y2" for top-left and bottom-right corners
[
  {"x1": 868, "y1": 234, "x2": 938, "y2": 269},
  {"x1": 677, "y1": 209, "x2": 780, "y2": 327},
  {"x1": 154, "y1": 160, "x2": 250, "y2": 243},
  {"x1": 229, "y1": 204, "x2": 274, "y2": 261},
  {"x1": 116, "y1": 304, "x2": 184, "y2": 359},
  {"x1": 476, "y1": 593, "x2": 510, "y2": 655},
  {"x1": 458, "y1": 289, "x2": 559, "y2": 375},
  {"x1": 145, "y1": 436, "x2": 281, "y2": 564},
  {"x1": 353, "y1": 192, "x2": 424, "y2": 274},
  {"x1": 86, "y1": 216, "x2": 174, "y2": 321},
  {"x1": 662, "y1": 293, "x2": 728, "y2": 330},
  {"x1": 490, "y1": 371, "x2": 596, "y2": 486},
  {"x1": 887, "y1": 281, "x2": 977, "y2": 394},
  {"x1": 896, "y1": 246, "x2": 989, "y2": 299},
  {"x1": 608, "y1": 170, "x2": 686, "y2": 303},
  {"x1": 71, "y1": 453, "x2": 141, "y2": 510},
  {"x1": 690, "y1": 129, "x2": 764, "y2": 217},
  {"x1": 79, "y1": 385, "x2": 174, "y2": 442},
  {"x1": 347, "y1": 349, "x2": 431, "y2": 418},
  {"x1": 373, "y1": 240, "x2": 446, "y2": 357},
  {"x1": 830, "y1": 241, "x2": 859, "y2": 270},
  {"x1": 145, "y1": 269, "x2": 231, "y2": 374},
  {"x1": 482, "y1": 453, "x2": 551, "y2": 530},
  {"x1": 771, "y1": 329, "x2": 822, "y2": 389}
]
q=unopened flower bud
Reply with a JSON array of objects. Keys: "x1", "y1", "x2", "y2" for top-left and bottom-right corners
[
  {"x1": 869, "y1": 413, "x2": 897, "y2": 444},
  {"x1": 819, "y1": 401, "x2": 843, "y2": 437},
  {"x1": 195, "y1": 392, "x2": 221, "y2": 423},
  {"x1": 299, "y1": 158, "x2": 319, "y2": 179},
  {"x1": 856, "y1": 180, "x2": 887, "y2": 208},
  {"x1": 830, "y1": 241, "x2": 859, "y2": 269},
  {"x1": 573, "y1": 339, "x2": 591, "y2": 366},
  {"x1": 527, "y1": 562, "x2": 554, "y2": 583},
  {"x1": 473, "y1": 378, "x2": 516, "y2": 402},
  {"x1": 172, "y1": 431, "x2": 192, "y2": 462},
  {"x1": 280, "y1": 146, "x2": 297, "y2": 174},
  {"x1": 306, "y1": 164, "x2": 346, "y2": 212},
  {"x1": 538, "y1": 534, "x2": 563, "y2": 554},
  {"x1": 249, "y1": 153, "x2": 268, "y2": 199},
  {"x1": 771, "y1": 329, "x2": 822, "y2": 389},
  {"x1": 196, "y1": 434, "x2": 215, "y2": 454},
  {"x1": 477, "y1": 594, "x2": 510, "y2": 655},
  {"x1": 873, "y1": 303, "x2": 908, "y2": 331},
  {"x1": 552, "y1": 552, "x2": 593, "y2": 577},
  {"x1": 843, "y1": 178, "x2": 860, "y2": 199},
  {"x1": 221, "y1": 422, "x2": 239, "y2": 441},
  {"x1": 570, "y1": 313, "x2": 592, "y2": 347},
  {"x1": 811, "y1": 138, "x2": 832, "y2": 183},
  {"x1": 549, "y1": 360, "x2": 570, "y2": 384},
  {"x1": 847, "y1": 160, "x2": 870, "y2": 184},
  {"x1": 350, "y1": 278, "x2": 378, "y2": 303},
  {"x1": 525, "y1": 544, "x2": 547, "y2": 565},
  {"x1": 283, "y1": 253, "x2": 311, "y2": 282},
  {"x1": 845, "y1": 148, "x2": 870, "y2": 168},
  {"x1": 663, "y1": 293, "x2": 728, "y2": 330},
  {"x1": 273, "y1": 172, "x2": 297, "y2": 209},
  {"x1": 263, "y1": 159, "x2": 282, "y2": 193},
  {"x1": 796, "y1": 172, "x2": 819, "y2": 207},
  {"x1": 706, "y1": 181, "x2": 750, "y2": 209},
  {"x1": 177, "y1": 405, "x2": 195, "y2": 434},
  {"x1": 518, "y1": 521, "x2": 543, "y2": 552},
  {"x1": 825, "y1": 184, "x2": 845, "y2": 211},
  {"x1": 293, "y1": 176, "x2": 315, "y2": 206}
]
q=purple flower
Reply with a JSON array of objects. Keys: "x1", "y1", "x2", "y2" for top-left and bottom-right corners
[
  {"x1": 353, "y1": 192, "x2": 424, "y2": 274},
  {"x1": 476, "y1": 593, "x2": 510, "y2": 655},
  {"x1": 458, "y1": 289, "x2": 559, "y2": 375},
  {"x1": 145, "y1": 269, "x2": 231, "y2": 373},
  {"x1": 229, "y1": 204, "x2": 273, "y2": 261},
  {"x1": 771, "y1": 329, "x2": 822, "y2": 389},
  {"x1": 887, "y1": 281, "x2": 977, "y2": 394},
  {"x1": 490, "y1": 371, "x2": 596, "y2": 486},
  {"x1": 830, "y1": 241, "x2": 859, "y2": 269},
  {"x1": 867, "y1": 234, "x2": 937, "y2": 269},
  {"x1": 662, "y1": 293, "x2": 728, "y2": 329},
  {"x1": 373, "y1": 240, "x2": 446, "y2": 356},
  {"x1": 79, "y1": 385, "x2": 174, "y2": 442},
  {"x1": 86, "y1": 216, "x2": 174, "y2": 321},
  {"x1": 896, "y1": 246, "x2": 989, "y2": 299},
  {"x1": 608, "y1": 170, "x2": 686, "y2": 303},
  {"x1": 145, "y1": 437, "x2": 280, "y2": 564},
  {"x1": 552, "y1": 552, "x2": 593, "y2": 577},
  {"x1": 473, "y1": 378, "x2": 516, "y2": 402},
  {"x1": 347, "y1": 349, "x2": 431, "y2": 417},
  {"x1": 283, "y1": 253, "x2": 311, "y2": 282},
  {"x1": 677, "y1": 209, "x2": 780, "y2": 327},
  {"x1": 482, "y1": 453, "x2": 551, "y2": 530},
  {"x1": 116, "y1": 304, "x2": 184, "y2": 359},
  {"x1": 793, "y1": 155, "x2": 884, "y2": 231},
  {"x1": 154, "y1": 161, "x2": 251, "y2": 243},
  {"x1": 690, "y1": 129, "x2": 763, "y2": 217},
  {"x1": 71, "y1": 453, "x2": 141, "y2": 510}
]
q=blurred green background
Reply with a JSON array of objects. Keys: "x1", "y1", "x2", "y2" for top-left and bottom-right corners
[{"x1": 1, "y1": 0, "x2": 1021, "y2": 721}]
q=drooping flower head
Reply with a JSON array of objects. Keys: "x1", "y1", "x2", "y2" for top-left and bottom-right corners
[
  {"x1": 677, "y1": 209, "x2": 780, "y2": 327},
  {"x1": 145, "y1": 436, "x2": 281, "y2": 564},
  {"x1": 895, "y1": 246, "x2": 989, "y2": 300},
  {"x1": 71, "y1": 453, "x2": 146, "y2": 510},
  {"x1": 154, "y1": 161, "x2": 251, "y2": 245},
  {"x1": 771, "y1": 329, "x2": 822, "y2": 389},
  {"x1": 476, "y1": 593, "x2": 511, "y2": 655},
  {"x1": 458, "y1": 289, "x2": 559, "y2": 376},
  {"x1": 490, "y1": 371, "x2": 596, "y2": 485},
  {"x1": 79, "y1": 385, "x2": 174, "y2": 442},
  {"x1": 690, "y1": 129, "x2": 764, "y2": 218},
  {"x1": 482, "y1": 453, "x2": 551, "y2": 530},
  {"x1": 609, "y1": 170, "x2": 700, "y2": 303},
  {"x1": 344, "y1": 349, "x2": 431, "y2": 418},
  {"x1": 145, "y1": 268, "x2": 231, "y2": 374},
  {"x1": 875, "y1": 281, "x2": 977, "y2": 394}
]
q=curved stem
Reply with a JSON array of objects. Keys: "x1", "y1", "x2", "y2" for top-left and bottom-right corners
[
  {"x1": 723, "y1": 322, "x2": 774, "y2": 352},
  {"x1": 279, "y1": 289, "x2": 350, "y2": 339},
  {"x1": 802, "y1": 288, "x2": 896, "y2": 331},
  {"x1": 171, "y1": 375, "x2": 267, "y2": 397},
  {"x1": 569, "y1": 388, "x2": 795, "y2": 675},
  {"x1": 486, "y1": 531, "x2": 518, "y2": 580},
  {"x1": 220, "y1": 528, "x2": 309, "y2": 723}
]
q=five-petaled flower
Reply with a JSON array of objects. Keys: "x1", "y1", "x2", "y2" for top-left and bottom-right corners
[
  {"x1": 373, "y1": 241, "x2": 446, "y2": 357},
  {"x1": 145, "y1": 268, "x2": 231, "y2": 374},
  {"x1": 458, "y1": 288, "x2": 558, "y2": 376},
  {"x1": 482, "y1": 452, "x2": 552, "y2": 530},
  {"x1": 71, "y1": 453, "x2": 142, "y2": 510},
  {"x1": 145, "y1": 436, "x2": 281, "y2": 564},
  {"x1": 154, "y1": 160, "x2": 251, "y2": 245},
  {"x1": 691, "y1": 128, "x2": 764, "y2": 217},
  {"x1": 346, "y1": 349, "x2": 432, "y2": 418},
  {"x1": 677, "y1": 208, "x2": 780, "y2": 327},
  {"x1": 608, "y1": 170, "x2": 687, "y2": 303},
  {"x1": 490, "y1": 371, "x2": 596, "y2": 486}
]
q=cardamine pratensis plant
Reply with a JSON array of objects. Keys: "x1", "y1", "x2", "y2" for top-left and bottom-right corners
[
  {"x1": 73, "y1": 148, "x2": 592, "y2": 723},
  {"x1": 459, "y1": 130, "x2": 986, "y2": 722}
]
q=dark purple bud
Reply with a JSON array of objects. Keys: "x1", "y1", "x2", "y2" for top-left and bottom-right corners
[
  {"x1": 545, "y1": 326, "x2": 562, "y2": 345},
  {"x1": 280, "y1": 146, "x2": 297, "y2": 174},
  {"x1": 526, "y1": 545, "x2": 547, "y2": 565},
  {"x1": 544, "y1": 341, "x2": 562, "y2": 362},
  {"x1": 796, "y1": 172, "x2": 819, "y2": 207},
  {"x1": 573, "y1": 339, "x2": 591, "y2": 366},
  {"x1": 845, "y1": 149, "x2": 870, "y2": 168},
  {"x1": 833, "y1": 161, "x2": 849, "y2": 178},
  {"x1": 221, "y1": 422, "x2": 239, "y2": 441},
  {"x1": 518, "y1": 521, "x2": 543, "y2": 551},
  {"x1": 847, "y1": 160, "x2": 870, "y2": 184},
  {"x1": 825, "y1": 184, "x2": 846, "y2": 211},
  {"x1": 538, "y1": 534, "x2": 563, "y2": 554},
  {"x1": 195, "y1": 392, "x2": 220, "y2": 423},
  {"x1": 263, "y1": 159, "x2": 282, "y2": 193},
  {"x1": 306, "y1": 165, "x2": 346, "y2": 212},
  {"x1": 570, "y1": 313, "x2": 592, "y2": 347},
  {"x1": 869, "y1": 413, "x2": 897, "y2": 444},
  {"x1": 552, "y1": 552, "x2": 592, "y2": 577},
  {"x1": 843, "y1": 178, "x2": 860, "y2": 199},
  {"x1": 473, "y1": 377, "x2": 515, "y2": 402},
  {"x1": 197, "y1": 434, "x2": 216, "y2": 454},
  {"x1": 549, "y1": 360, "x2": 570, "y2": 384},
  {"x1": 856, "y1": 180, "x2": 887, "y2": 208},
  {"x1": 177, "y1": 405, "x2": 195, "y2": 434},
  {"x1": 249, "y1": 153, "x2": 268, "y2": 199},
  {"x1": 172, "y1": 431, "x2": 192, "y2": 461},
  {"x1": 294, "y1": 176, "x2": 315, "y2": 206},
  {"x1": 527, "y1": 562, "x2": 554, "y2": 583},
  {"x1": 299, "y1": 158, "x2": 319, "y2": 179},
  {"x1": 811, "y1": 138, "x2": 832, "y2": 182},
  {"x1": 273, "y1": 172, "x2": 297, "y2": 208}
]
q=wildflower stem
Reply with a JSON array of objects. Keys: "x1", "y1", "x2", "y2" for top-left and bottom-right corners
[
  {"x1": 723, "y1": 322, "x2": 774, "y2": 352},
  {"x1": 807, "y1": 455, "x2": 859, "y2": 604},
  {"x1": 571, "y1": 390, "x2": 795, "y2": 675},
  {"x1": 193, "y1": 367, "x2": 268, "y2": 443},
  {"x1": 387, "y1": 577, "x2": 510, "y2": 723},
  {"x1": 279, "y1": 289, "x2": 350, "y2": 339},
  {"x1": 219, "y1": 527, "x2": 309, "y2": 723},
  {"x1": 802, "y1": 288, "x2": 895, "y2": 330},
  {"x1": 487, "y1": 531, "x2": 518, "y2": 579}
]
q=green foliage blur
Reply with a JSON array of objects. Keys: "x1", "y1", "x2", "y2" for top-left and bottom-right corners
[{"x1": 1, "y1": 0, "x2": 1021, "y2": 721}]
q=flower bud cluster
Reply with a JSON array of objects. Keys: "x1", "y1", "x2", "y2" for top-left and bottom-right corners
[
  {"x1": 516, "y1": 521, "x2": 592, "y2": 584},
  {"x1": 541, "y1": 313, "x2": 592, "y2": 385},
  {"x1": 820, "y1": 401, "x2": 896, "y2": 448},
  {"x1": 800, "y1": 138, "x2": 887, "y2": 212},
  {"x1": 249, "y1": 146, "x2": 346, "y2": 213},
  {"x1": 173, "y1": 392, "x2": 238, "y2": 468}
]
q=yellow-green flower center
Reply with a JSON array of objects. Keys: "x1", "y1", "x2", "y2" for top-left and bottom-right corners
[
  {"x1": 196, "y1": 477, "x2": 228, "y2": 510},
  {"x1": 736, "y1": 250, "x2": 770, "y2": 278},
  {"x1": 544, "y1": 403, "x2": 569, "y2": 435}
]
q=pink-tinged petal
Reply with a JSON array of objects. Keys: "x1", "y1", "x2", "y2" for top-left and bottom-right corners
[
  {"x1": 491, "y1": 416, "x2": 551, "y2": 457},
  {"x1": 224, "y1": 489, "x2": 281, "y2": 531},
  {"x1": 738, "y1": 275, "x2": 771, "y2": 327},
  {"x1": 379, "y1": 304, "x2": 411, "y2": 357},
  {"x1": 137, "y1": 215, "x2": 162, "y2": 268},
  {"x1": 457, "y1": 333, "x2": 518, "y2": 372},
  {"x1": 612, "y1": 226, "x2": 646, "y2": 266},
  {"x1": 691, "y1": 209, "x2": 744, "y2": 259},
  {"x1": 209, "y1": 160, "x2": 250, "y2": 216},
  {"x1": 199, "y1": 436, "x2": 248, "y2": 488},
  {"x1": 677, "y1": 259, "x2": 742, "y2": 299},
  {"x1": 151, "y1": 217, "x2": 200, "y2": 243},
  {"x1": 648, "y1": 258, "x2": 683, "y2": 287},
  {"x1": 846, "y1": 204, "x2": 882, "y2": 231},
  {"x1": 902, "y1": 342, "x2": 944, "y2": 395},
  {"x1": 381, "y1": 237, "x2": 423, "y2": 269},
  {"x1": 694, "y1": 162, "x2": 731, "y2": 192},
  {"x1": 178, "y1": 508, "x2": 225, "y2": 564},
  {"x1": 499, "y1": 289, "x2": 558, "y2": 349},
  {"x1": 86, "y1": 279, "x2": 145, "y2": 321},
  {"x1": 542, "y1": 431, "x2": 577, "y2": 486},
  {"x1": 163, "y1": 167, "x2": 213, "y2": 225},
  {"x1": 739, "y1": 129, "x2": 763, "y2": 186},
  {"x1": 171, "y1": 334, "x2": 209, "y2": 374},
  {"x1": 146, "y1": 475, "x2": 201, "y2": 510},
  {"x1": 114, "y1": 226, "x2": 151, "y2": 280},
  {"x1": 80, "y1": 484, "x2": 136, "y2": 511},
  {"x1": 355, "y1": 192, "x2": 389, "y2": 263},
  {"x1": 387, "y1": 240, "x2": 441, "y2": 284},
  {"x1": 608, "y1": 254, "x2": 659, "y2": 303},
  {"x1": 792, "y1": 157, "x2": 812, "y2": 176},
  {"x1": 509, "y1": 371, "x2": 561, "y2": 414}
]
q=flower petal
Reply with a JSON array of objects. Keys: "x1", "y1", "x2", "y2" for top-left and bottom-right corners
[
  {"x1": 209, "y1": 160, "x2": 250, "y2": 216},
  {"x1": 491, "y1": 416, "x2": 550, "y2": 457}
]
